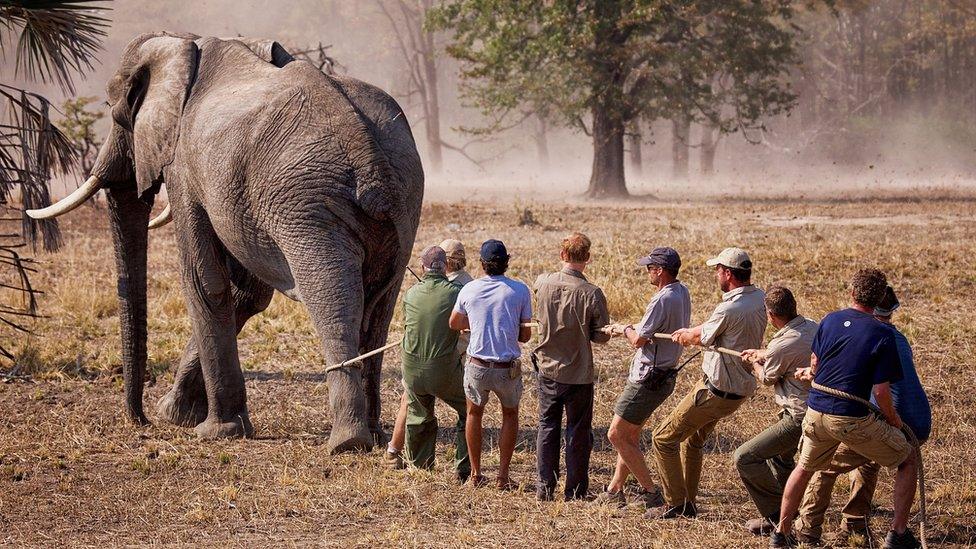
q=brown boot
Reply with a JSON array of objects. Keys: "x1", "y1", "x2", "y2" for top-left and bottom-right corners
[{"x1": 746, "y1": 516, "x2": 777, "y2": 536}]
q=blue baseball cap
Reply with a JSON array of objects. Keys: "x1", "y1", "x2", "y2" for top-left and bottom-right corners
[
  {"x1": 637, "y1": 246, "x2": 681, "y2": 272},
  {"x1": 480, "y1": 239, "x2": 509, "y2": 261}
]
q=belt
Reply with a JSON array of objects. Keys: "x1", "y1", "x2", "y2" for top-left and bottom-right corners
[
  {"x1": 470, "y1": 356, "x2": 515, "y2": 369},
  {"x1": 704, "y1": 376, "x2": 744, "y2": 400}
]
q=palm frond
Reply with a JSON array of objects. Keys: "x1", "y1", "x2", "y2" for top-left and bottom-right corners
[{"x1": 0, "y1": 0, "x2": 111, "y2": 94}]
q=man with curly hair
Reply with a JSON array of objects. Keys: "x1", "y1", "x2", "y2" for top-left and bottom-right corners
[{"x1": 771, "y1": 269, "x2": 919, "y2": 549}]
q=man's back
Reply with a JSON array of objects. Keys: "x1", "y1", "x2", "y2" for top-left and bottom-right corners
[
  {"x1": 533, "y1": 268, "x2": 610, "y2": 384},
  {"x1": 455, "y1": 275, "x2": 532, "y2": 362},
  {"x1": 402, "y1": 275, "x2": 461, "y2": 362},
  {"x1": 808, "y1": 308, "x2": 902, "y2": 417},
  {"x1": 872, "y1": 326, "x2": 931, "y2": 441}
]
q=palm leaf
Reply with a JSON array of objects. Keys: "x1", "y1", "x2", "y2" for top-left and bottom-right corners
[{"x1": 0, "y1": 0, "x2": 111, "y2": 94}]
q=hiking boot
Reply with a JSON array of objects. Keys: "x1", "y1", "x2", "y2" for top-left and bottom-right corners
[
  {"x1": 637, "y1": 487, "x2": 665, "y2": 509},
  {"x1": 746, "y1": 516, "x2": 777, "y2": 536},
  {"x1": 594, "y1": 489, "x2": 627, "y2": 508},
  {"x1": 769, "y1": 531, "x2": 797, "y2": 548},
  {"x1": 795, "y1": 532, "x2": 822, "y2": 547},
  {"x1": 644, "y1": 502, "x2": 697, "y2": 520},
  {"x1": 384, "y1": 449, "x2": 405, "y2": 470},
  {"x1": 883, "y1": 529, "x2": 921, "y2": 549}
]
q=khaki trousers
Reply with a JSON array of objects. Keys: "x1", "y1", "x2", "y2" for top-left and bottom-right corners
[
  {"x1": 652, "y1": 379, "x2": 745, "y2": 506},
  {"x1": 796, "y1": 444, "x2": 880, "y2": 539}
]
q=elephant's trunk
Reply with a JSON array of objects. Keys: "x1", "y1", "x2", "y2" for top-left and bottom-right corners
[{"x1": 105, "y1": 185, "x2": 152, "y2": 425}]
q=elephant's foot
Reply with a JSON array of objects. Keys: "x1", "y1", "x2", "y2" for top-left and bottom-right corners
[
  {"x1": 328, "y1": 418, "x2": 373, "y2": 454},
  {"x1": 155, "y1": 390, "x2": 208, "y2": 428},
  {"x1": 194, "y1": 414, "x2": 254, "y2": 439}
]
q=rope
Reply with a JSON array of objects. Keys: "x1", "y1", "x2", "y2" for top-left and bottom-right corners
[
  {"x1": 324, "y1": 322, "x2": 540, "y2": 374},
  {"x1": 811, "y1": 381, "x2": 927, "y2": 549}
]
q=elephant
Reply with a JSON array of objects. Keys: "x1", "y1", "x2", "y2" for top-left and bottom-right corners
[{"x1": 27, "y1": 32, "x2": 424, "y2": 453}]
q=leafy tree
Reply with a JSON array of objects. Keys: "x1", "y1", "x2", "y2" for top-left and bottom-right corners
[
  {"x1": 57, "y1": 95, "x2": 104, "y2": 179},
  {"x1": 429, "y1": 0, "x2": 805, "y2": 196}
]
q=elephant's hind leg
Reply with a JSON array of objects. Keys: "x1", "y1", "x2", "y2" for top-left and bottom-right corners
[
  {"x1": 359, "y1": 276, "x2": 401, "y2": 446},
  {"x1": 156, "y1": 256, "x2": 273, "y2": 428}
]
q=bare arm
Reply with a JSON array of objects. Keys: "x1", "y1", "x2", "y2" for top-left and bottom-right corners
[
  {"x1": 624, "y1": 325, "x2": 648, "y2": 349},
  {"x1": 795, "y1": 353, "x2": 817, "y2": 382},
  {"x1": 449, "y1": 311, "x2": 469, "y2": 332},
  {"x1": 671, "y1": 324, "x2": 703, "y2": 347},
  {"x1": 873, "y1": 382, "x2": 903, "y2": 429},
  {"x1": 518, "y1": 324, "x2": 532, "y2": 343}
]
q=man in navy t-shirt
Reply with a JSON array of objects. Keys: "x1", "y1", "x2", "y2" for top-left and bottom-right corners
[
  {"x1": 796, "y1": 286, "x2": 931, "y2": 546},
  {"x1": 772, "y1": 270, "x2": 919, "y2": 549}
]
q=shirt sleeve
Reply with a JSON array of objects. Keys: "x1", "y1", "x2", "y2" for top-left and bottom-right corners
[
  {"x1": 453, "y1": 285, "x2": 468, "y2": 315},
  {"x1": 636, "y1": 297, "x2": 665, "y2": 339},
  {"x1": 873, "y1": 333, "x2": 904, "y2": 385},
  {"x1": 760, "y1": 334, "x2": 794, "y2": 386},
  {"x1": 590, "y1": 287, "x2": 612, "y2": 343},
  {"x1": 520, "y1": 282, "x2": 533, "y2": 322},
  {"x1": 700, "y1": 303, "x2": 730, "y2": 346}
]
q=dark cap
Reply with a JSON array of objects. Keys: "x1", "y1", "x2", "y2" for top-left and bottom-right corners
[
  {"x1": 420, "y1": 245, "x2": 447, "y2": 273},
  {"x1": 638, "y1": 246, "x2": 681, "y2": 272},
  {"x1": 480, "y1": 239, "x2": 509, "y2": 262},
  {"x1": 874, "y1": 285, "x2": 900, "y2": 317}
]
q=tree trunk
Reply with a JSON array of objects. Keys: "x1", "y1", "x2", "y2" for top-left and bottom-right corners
[
  {"x1": 627, "y1": 121, "x2": 643, "y2": 177},
  {"x1": 671, "y1": 116, "x2": 690, "y2": 180},
  {"x1": 534, "y1": 114, "x2": 550, "y2": 170},
  {"x1": 421, "y1": 28, "x2": 443, "y2": 173},
  {"x1": 586, "y1": 103, "x2": 628, "y2": 198},
  {"x1": 700, "y1": 125, "x2": 718, "y2": 177}
]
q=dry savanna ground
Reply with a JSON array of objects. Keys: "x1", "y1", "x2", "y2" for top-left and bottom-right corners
[{"x1": 2, "y1": 193, "x2": 975, "y2": 547}]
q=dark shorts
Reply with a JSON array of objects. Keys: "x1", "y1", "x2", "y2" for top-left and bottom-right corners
[{"x1": 613, "y1": 375, "x2": 677, "y2": 426}]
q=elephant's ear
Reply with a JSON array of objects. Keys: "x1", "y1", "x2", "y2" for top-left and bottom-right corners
[
  {"x1": 112, "y1": 36, "x2": 198, "y2": 200},
  {"x1": 221, "y1": 38, "x2": 294, "y2": 67}
]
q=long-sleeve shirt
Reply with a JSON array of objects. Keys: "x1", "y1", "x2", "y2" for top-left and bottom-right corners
[
  {"x1": 531, "y1": 267, "x2": 611, "y2": 385},
  {"x1": 700, "y1": 285, "x2": 768, "y2": 396},
  {"x1": 759, "y1": 316, "x2": 818, "y2": 418}
]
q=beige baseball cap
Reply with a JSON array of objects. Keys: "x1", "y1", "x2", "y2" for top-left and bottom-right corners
[
  {"x1": 439, "y1": 239, "x2": 465, "y2": 260},
  {"x1": 705, "y1": 247, "x2": 753, "y2": 270}
]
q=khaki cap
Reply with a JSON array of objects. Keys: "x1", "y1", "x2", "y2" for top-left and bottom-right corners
[
  {"x1": 439, "y1": 239, "x2": 466, "y2": 260},
  {"x1": 705, "y1": 247, "x2": 753, "y2": 270}
]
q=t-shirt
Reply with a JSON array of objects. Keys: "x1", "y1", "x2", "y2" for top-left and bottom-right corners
[
  {"x1": 870, "y1": 326, "x2": 932, "y2": 442},
  {"x1": 808, "y1": 308, "x2": 903, "y2": 417},
  {"x1": 629, "y1": 281, "x2": 692, "y2": 383},
  {"x1": 454, "y1": 274, "x2": 532, "y2": 362},
  {"x1": 401, "y1": 273, "x2": 461, "y2": 368}
]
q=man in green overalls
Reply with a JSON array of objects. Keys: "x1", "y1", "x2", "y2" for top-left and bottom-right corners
[{"x1": 402, "y1": 245, "x2": 470, "y2": 481}]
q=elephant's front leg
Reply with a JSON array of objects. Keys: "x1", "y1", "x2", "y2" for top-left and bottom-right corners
[
  {"x1": 156, "y1": 258, "x2": 274, "y2": 428},
  {"x1": 175, "y1": 206, "x2": 252, "y2": 438}
]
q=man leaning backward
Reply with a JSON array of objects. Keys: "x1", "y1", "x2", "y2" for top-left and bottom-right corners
[
  {"x1": 399, "y1": 246, "x2": 470, "y2": 481},
  {"x1": 649, "y1": 247, "x2": 767, "y2": 519},
  {"x1": 597, "y1": 247, "x2": 691, "y2": 509}
]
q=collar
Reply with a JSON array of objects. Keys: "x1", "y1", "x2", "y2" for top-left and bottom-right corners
[
  {"x1": 773, "y1": 315, "x2": 807, "y2": 338},
  {"x1": 423, "y1": 272, "x2": 447, "y2": 281},
  {"x1": 722, "y1": 284, "x2": 756, "y2": 301},
  {"x1": 561, "y1": 266, "x2": 586, "y2": 280}
]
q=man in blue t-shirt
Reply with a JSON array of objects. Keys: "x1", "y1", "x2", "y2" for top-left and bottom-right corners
[
  {"x1": 450, "y1": 239, "x2": 532, "y2": 489},
  {"x1": 796, "y1": 286, "x2": 931, "y2": 546},
  {"x1": 772, "y1": 270, "x2": 918, "y2": 549}
]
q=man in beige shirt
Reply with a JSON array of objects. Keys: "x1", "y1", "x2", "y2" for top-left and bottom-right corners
[
  {"x1": 648, "y1": 247, "x2": 767, "y2": 519},
  {"x1": 532, "y1": 232, "x2": 611, "y2": 501},
  {"x1": 736, "y1": 286, "x2": 818, "y2": 537}
]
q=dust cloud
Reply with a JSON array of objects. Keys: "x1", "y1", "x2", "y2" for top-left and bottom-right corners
[{"x1": 6, "y1": 0, "x2": 975, "y2": 202}]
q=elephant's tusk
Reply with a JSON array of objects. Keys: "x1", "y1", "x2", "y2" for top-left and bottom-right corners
[
  {"x1": 148, "y1": 203, "x2": 172, "y2": 230},
  {"x1": 25, "y1": 175, "x2": 102, "y2": 219}
]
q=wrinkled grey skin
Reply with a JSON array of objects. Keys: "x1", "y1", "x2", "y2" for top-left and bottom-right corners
[{"x1": 90, "y1": 32, "x2": 423, "y2": 453}]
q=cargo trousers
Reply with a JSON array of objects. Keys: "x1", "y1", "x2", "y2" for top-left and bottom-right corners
[{"x1": 403, "y1": 353, "x2": 470, "y2": 479}]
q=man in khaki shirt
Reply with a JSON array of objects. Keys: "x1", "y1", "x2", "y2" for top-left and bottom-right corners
[
  {"x1": 648, "y1": 247, "x2": 767, "y2": 519},
  {"x1": 532, "y1": 232, "x2": 611, "y2": 501},
  {"x1": 736, "y1": 286, "x2": 818, "y2": 536}
]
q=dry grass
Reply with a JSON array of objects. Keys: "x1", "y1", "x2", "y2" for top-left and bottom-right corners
[{"x1": 1, "y1": 194, "x2": 975, "y2": 547}]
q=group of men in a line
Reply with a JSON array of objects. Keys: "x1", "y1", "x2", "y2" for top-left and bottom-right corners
[{"x1": 381, "y1": 235, "x2": 930, "y2": 549}]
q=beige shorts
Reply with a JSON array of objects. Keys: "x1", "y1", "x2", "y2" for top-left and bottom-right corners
[{"x1": 797, "y1": 409, "x2": 911, "y2": 471}]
